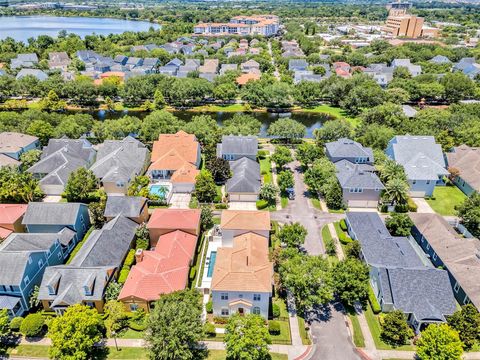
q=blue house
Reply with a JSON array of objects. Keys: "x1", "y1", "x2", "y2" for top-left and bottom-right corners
[
  {"x1": 409, "y1": 213, "x2": 480, "y2": 311},
  {"x1": 22, "y1": 203, "x2": 91, "y2": 251},
  {"x1": 0, "y1": 132, "x2": 40, "y2": 161},
  {"x1": 386, "y1": 136, "x2": 448, "y2": 197},
  {"x1": 0, "y1": 232, "x2": 66, "y2": 317},
  {"x1": 446, "y1": 145, "x2": 480, "y2": 196}
]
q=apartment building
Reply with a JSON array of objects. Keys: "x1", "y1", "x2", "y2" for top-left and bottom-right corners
[{"x1": 194, "y1": 15, "x2": 279, "y2": 36}]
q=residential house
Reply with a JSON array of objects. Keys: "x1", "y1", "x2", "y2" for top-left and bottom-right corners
[
  {"x1": 48, "y1": 52, "x2": 71, "y2": 71},
  {"x1": 0, "y1": 204, "x2": 27, "y2": 239},
  {"x1": 220, "y1": 210, "x2": 270, "y2": 248},
  {"x1": 226, "y1": 158, "x2": 261, "y2": 203},
  {"x1": 90, "y1": 136, "x2": 150, "y2": 195},
  {"x1": 104, "y1": 196, "x2": 149, "y2": 224},
  {"x1": 402, "y1": 105, "x2": 417, "y2": 118},
  {"x1": 148, "y1": 131, "x2": 201, "y2": 193},
  {"x1": 453, "y1": 57, "x2": 476, "y2": 72},
  {"x1": 217, "y1": 135, "x2": 258, "y2": 160},
  {"x1": 220, "y1": 64, "x2": 238, "y2": 75},
  {"x1": 293, "y1": 70, "x2": 323, "y2": 84},
  {"x1": 114, "y1": 55, "x2": 129, "y2": 66},
  {"x1": 147, "y1": 208, "x2": 200, "y2": 247},
  {"x1": 429, "y1": 55, "x2": 451, "y2": 64},
  {"x1": 38, "y1": 215, "x2": 138, "y2": 314},
  {"x1": 10, "y1": 53, "x2": 38, "y2": 69},
  {"x1": 211, "y1": 232, "x2": 272, "y2": 318},
  {"x1": 410, "y1": 213, "x2": 480, "y2": 311},
  {"x1": 119, "y1": 209, "x2": 201, "y2": 312},
  {"x1": 335, "y1": 160, "x2": 384, "y2": 208},
  {"x1": 364, "y1": 64, "x2": 394, "y2": 87},
  {"x1": 199, "y1": 59, "x2": 219, "y2": 74},
  {"x1": 126, "y1": 57, "x2": 143, "y2": 69},
  {"x1": 386, "y1": 136, "x2": 448, "y2": 197},
  {"x1": 16, "y1": 69, "x2": 48, "y2": 81},
  {"x1": 165, "y1": 58, "x2": 183, "y2": 68},
  {"x1": 22, "y1": 202, "x2": 90, "y2": 245},
  {"x1": 240, "y1": 59, "x2": 260, "y2": 73},
  {"x1": 446, "y1": 145, "x2": 480, "y2": 196},
  {"x1": 27, "y1": 138, "x2": 96, "y2": 195},
  {"x1": 0, "y1": 132, "x2": 39, "y2": 161},
  {"x1": 391, "y1": 59, "x2": 421, "y2": 77},
  {"x1": 346, "y1": 212, "x2": 456, "y2": 332},
  {"x1": 288, "y1": 59, "x2": 308, "y2": 72},
  {"x1": 236, "y1": 72, "x2": 261, "y2": 86},
  {"x1": 325, "y1": 138, "x2": 374, "y2": 165}
]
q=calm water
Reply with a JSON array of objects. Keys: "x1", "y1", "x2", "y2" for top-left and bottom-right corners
[
  {"x1": 0, "y1": 16, "x2": 160, "y2": 42},
  {"x1": 90, "y1": 110, "x2": 330, "y2": 138}
]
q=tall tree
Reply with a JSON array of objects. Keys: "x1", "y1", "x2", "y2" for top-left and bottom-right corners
[
  {"x1": 447, "y1": 304, "x2": 480, "y2": 349},
  {"x1": 206, "y1": 157, "x2": 231, "y2": 184},
  {"x1": 267, "y1": 118, "x2": 306, "y2": 142},
  {"x1": 381, "y1": 310, "x2": 413, "y2": 346},
  {"x1": 271, "y1": 146, "x2": 293, "y2": 170},
  {"x1": 332, "y1": 258, "x2": 369, "y2": 306},
  {"x1": 456, "y1": 192, "x2": 480, "y2": 238},
  {"x1": 225, "y1": 314, "x2": 271, "y2": 360},
  {"x1": 385, "y1": 213, "x2": 414, "y2": 236},
  {"x1": 222, "y1": 114, "x2": 261, "y2": 136},
  {"x1": 277, "y1": 222, "x2": 307, "y2": 249},
  {"x1": 194, "y1": 170, "x2": 217, "y2": 203},
  {"x1": 295, "y1": 143, "x2": 323, "y2": 168},
  {"x1": 64, "y1": 168, "x2": 98, "y2": 203},
  {"x1": 416, "y1": 324, "x2": 463, "y2": 360},
  {"x1": 383, "y1": 178, "x2": 409, "y2": 206}
]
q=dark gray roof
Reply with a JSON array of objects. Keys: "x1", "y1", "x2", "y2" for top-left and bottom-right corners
[
  {"x1": 22, "y1": 203, "x2": 85, "y2": 226},
  {"x1": 226, "y1": 157, "x2": 261, "y2": 194},
  {"x1": 104, "y1": 196, "x2": 147, "y2": 219},
  {"x1": 0, "y1": 251, "x2": 34, "y2": 284},
  {"x1": 0, "y1": 295, "x2": 21, "y2": 310},
  {"x1": 0, "y1": 228, "x2": 76, "y2": 251},
  {"x1": 383, "y1": 268, "x2": 456, "y2": 322},
  {"x1": 70, "y1": 216, "x2": 137, "y2": 269},
  {"x1": 217, "y1": 135, "x2": 258, "y2": 156},
  {"x1": 430, "y1": 55, "x2": 451, "y2": 64},
  {"x1": 38, "y1": 265, "x2": 113, "y2": 306},
  {"x1": 335, "y1": 160, "x2": 384, "y2": 190},
  {"x1": 326, "y1": 138, "x2": 374, "y2": 162},
  {"x1": 346, "y1": 212, "x2": 425, "y2": 269},
  {"x1": 16, "y1": 69, "x2": 48, "y2": 81}
]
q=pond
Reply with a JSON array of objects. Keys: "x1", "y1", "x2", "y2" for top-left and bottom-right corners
[{"x1": 0, "y1": 16, "x2": 160, "y2": 42}]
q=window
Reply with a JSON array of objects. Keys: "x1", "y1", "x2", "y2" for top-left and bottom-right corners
[
  {"x1": 221, "y1": 293, "x2": 229, "y2": 300},
  {"x1": 24, "y1": 276, "x2": 30, "y2": 286},
  {"x1": 238, "y1": 294, "x2": 243, "y2": 298},
  {"x1": 412, "y1": 180, "x2": 416, "y2": 185},
  {"x1": 426, "y1": 243, "x2": 430, "y2": 250},
  {"x1": 116, "y1": 181, "x2": 125, "y2": 188},
  {"x1": 252, "y1": 307, "x2": 260, "y2": 315},
  {"x1": 58, "y1": 252, "x2": 63, "y2": 260},
  {"x1": 426, "y1": 180, "x2": 430, "y2": 185},
  {"x1": 432, "y1": 252, "x2": 437, "y2": 261},
  {"x1": 349, "y1": 188, "x2": 363, "y2": 193},
  {"x1": 38, "y1": 259, "x2": 44, "y2": 268},
  {"x1": 253, "y1": 294, "x2": 261, "y2": 301},
  {"x1": 85, "y1": 302, "x2": 95, "y2": 308},
  {"x1": 28, "y1": 257, "x2": 32, "y2": 265},
  {"x1": 221, "y1": 308, "x2": 229, "y2": 316},
  {"x1": 454, "y1": 282, "x2": 460, "y2": 293},
  {"x1": 464, "y1": 296, "x2": 471, "y2": 304},
  {"x1": 130, "y1": 304, "x2": 138, "y2": 311}
]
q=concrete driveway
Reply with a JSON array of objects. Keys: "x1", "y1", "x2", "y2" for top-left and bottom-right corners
[
  {"x1": 228, "y1": 202, "x2": 257, "y2": 210},
  {"x1": 169, "y1": 193, "x2": 191, "y2": 209},
  {"x1": 412, "y1": 198, "x2": 435, "y2": 213},
  {"x1": 43, "y1": 195, "x2": 62, "y2": 202}
]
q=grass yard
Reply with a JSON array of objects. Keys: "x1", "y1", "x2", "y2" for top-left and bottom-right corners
[
  {"x1": 345, "y1": 306, "x2": 365, "y2": 348},
  {"x1": 7, "y1": 345, "x2": 149, "y2": 359},
  {"x1": 281, "y1": 195, "x2": 288, "y2": 208},
  {"x1": 208, "y1": 350, "x2": 287, "y2": 360},
  {"x1": 66, "y1": 226, "x2": 94, "y2": 264},
  {"x1": 118, "y1": 328, "x2": 144, "y2": 339},
  {"x1": 187, "y1": 104, "x2": 250, "y2": 112},
  {"x1": 297, "y1": 104, "x2": 360, "y2": 127},
  {"x1": 270, "y1": 319, "x2": 292, "y2": 344},
  {"x1": 321, "y1": 225, "x2": 338, "y2": 264},
  {"x1": 273, "y1": 297, "x2": 289, "y2": 317},
  {"x1": 310, "y1": 197, "x2": 322, "y2": 209},
  {"x1": 297, "y1": 315, "x2": 312, "y2": 345},
  {"x1": 260, "y1": 157, "x2": 273, "y2": 184},
  {"x1": 364, "y1": 304, "x2": 415, "y2": 351},
  {"x1": 426, "y1": 185, "x2": 467, "y2": 216}
]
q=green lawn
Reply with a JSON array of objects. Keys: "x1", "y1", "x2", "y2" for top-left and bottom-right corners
[
  {"x1": 66, "y1": 226, "x2": 94, "y2": 264},
  {"x1": 260, "y1": 157, "x2": 273, "y2": 184},
  {"x1": 297, "y1": 315, "x2": 312, "y2": 345},
  {"x1": 187, "y1": 104, "x2": 249, "y2": 112},
  {"x1": 345, "y1": 306, "x2": 365, "y2": 348},
  {"x1": 311, "y1": 197, "x2": 321, "y2": 209},
  {"x1": 270, "y1": 319, "x2": 292, "y2": 344},
  {"x1": 298, "y1": 104, "x2": 360, "y2": 127},
  {"x1": 118, "y1": 328, "x2": 144, "y2": 339},
  {"x1": 281, "y1": 195, "x2": 288, "y2": 208},
  {"x1": 321, "y1": 225, "x2": 337, "y2": 264},
  {"x1": 7, "y1": 345, "x2": 148, "y2": 359},
  {"x1": 273, "y1": 297, "x2": 289, "y2": 317},
  {"x1": 426, "y1": 185, "x2": 467, "y2": 216},
  {"x1": 208, "y1": 350, "x2": 287, "y2": 360},
  {"x1": 364, "y1": 304, "x2": 415, "y2": 351}
]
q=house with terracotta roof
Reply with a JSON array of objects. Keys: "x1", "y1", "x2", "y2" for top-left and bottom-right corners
[
  {"x1": 0, "y1": 204, "x2": 27, "y2": 240},
  {"x1": 147, "y1": 208, "x2": 201, "y2": 247},
  {"x1": 211, "y1": 232, "x2": 273, "y2": 318},
  {"x1": 148, "y1": 131, "x2": 201, "y2": 194},
  {"x1": 220, "y1": 210, "x2": 270, "y2": 247},
  {"x1": 236, "y1": 72, "x2": 261, "y2": 86}
]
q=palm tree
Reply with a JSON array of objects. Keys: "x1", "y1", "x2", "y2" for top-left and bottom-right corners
[
  {"x1": 379, "y1": 160, "x2": 406, "y2": 183},
  {"x1": 383, "y1": 178, "x2": 409, "y2": 205}
]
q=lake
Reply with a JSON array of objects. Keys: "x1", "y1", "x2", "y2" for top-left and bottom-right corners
[{"x1": 0, "y1": 16, "x2": 160, "y2": 42}]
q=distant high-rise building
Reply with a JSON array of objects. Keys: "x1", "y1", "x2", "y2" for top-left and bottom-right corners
[{"x1": 383, "y1": 1, "x2": 438, "y2": 39}]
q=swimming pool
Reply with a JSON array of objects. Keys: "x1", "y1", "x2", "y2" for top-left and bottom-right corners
[
  {"x1": 207, "y1": 251, "x2": 217, "y2": 277},
  {"x1": 149, "y1": 184, "x2": 169, "y2": 199}
]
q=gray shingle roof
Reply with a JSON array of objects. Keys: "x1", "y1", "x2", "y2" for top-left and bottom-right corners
[
  {"x1": 0, "y1": 228, "x2": 76, "y2": 251},
  {"x1": 217, "y1": 135, "x2": 258, "y2": 156},
  {"x1": 335, "y1": 160, "x2": 384, "y2": 190},
  {"x1": 346, "y1": 212, "x2": 425, "y2": 269},
  {"x1": 0, "y1": 251, "x2": 34, "y2": 284},
  {"x1": 22, "y1": 203, "x2": 84, "y2": 226},
  {"x1": 430, "y1": 55, "x2": 451, "y2": 64},
  {"x1": 0, "y1": 296, "x2": 21, "y2": 310},
  {"x1": 16, "y1": 69, "x2": 48, "y2": 81},
  {"x1": 226, "y1": 157, "x2": 261, "y2": 194},
  {"x1": 70, "y1": 216, "x2": 137, "y2": 269},
  {"x1": 104, "y1": 196, "x2": 147, "y2": 219},
  {"x1": 325, "y1": 138, "x2": 374, "y2": 162}
]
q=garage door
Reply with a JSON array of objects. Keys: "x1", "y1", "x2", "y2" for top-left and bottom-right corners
[
  {"x1": 41, "y1": 184, "x2": 65, "y2": 196},
  {"x1": 409, "y1": 191, "x2": 426, "y2": 198},
  {"x1": 229, "y1": 194, "x2": 258, "y2": 202},
  {"x1": 173, "y1": 183, "x2": 194, "y2": 193},
  {"x1": 348, "y1": 200, "x2": 378, "y2": 208}
]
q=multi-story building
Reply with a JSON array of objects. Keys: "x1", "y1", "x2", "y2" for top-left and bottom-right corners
[{"x1": 194, "y1": 15, "x2": 279, "y2": 36}]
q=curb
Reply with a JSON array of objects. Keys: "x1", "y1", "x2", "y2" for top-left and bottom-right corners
[
  {"x1": 356, "y1": 348, "x2": 372, "y2": 360},
  {"x1": 294, "y1": 345, "x2": 313, "y2": 360}
]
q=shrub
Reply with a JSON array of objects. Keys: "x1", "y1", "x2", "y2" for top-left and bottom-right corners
[
  {"x1": 407, "y1": 197, "x2": 417, "y2": 212},
  {"x1": 136, "y1": 237, "x2": 149, "y2": 251},
  {"x1": 215, "y1": 203, "x2": 228, "y2": 209},
  {"x1": 268, "y1": 321, "x2": 281, "y2": 335},
  {"x1": 128, "y1": 321, "x2": 147, "y2": 331},
  {"x1": 368, "y1": 287, "x2": 381, "y2": 314},
  {"x1": 338, "y1": 231, "x2": 352, "y2": 245},
  {"x1": 325, "y1": 237, "x2": 336, "y2": 256},
  {"x1": 206, "y1": 301, "x2": 213, "y2": 314},
  {"x1": 380, "y1": 204, "x2": 388, "y2": 213},
  {"x1": 272, "y1": 304, "x2": 281, "y2": 318},
  {"x1": 257, "y1": 150, "x2": 269, "y2": 159},
  {"x1": 20, "y1": 313, "x2": 45, "y2": 337},
  {"x1": 189, "y1": 267, "x2": 197, "y2": 281},
  {"x1": 213, "y1": 316, "x2": 229, "y2": 324},
  {"x1": 204, "y1": 322, "x2": 216, "y2": 337},
  {"x1": 256, "y1": 199, "x2": 269, "y2": 210},
  {"x1": 118, "y1": 268, "x2": 130, "y2": 284},
  {"x1": 10, "y1": 317, "x2": 24, "y2": 331},
  {"x1": 394, "y1": 204, "x2": 408, "y2": 213},
  {"x1": 339, "y1": 219, "x2": 347, "y2": 231},
  {"x1": 124, "y1": 249, "x2": 136, "y2": 267}
]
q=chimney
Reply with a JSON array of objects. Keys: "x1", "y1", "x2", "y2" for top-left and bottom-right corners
[
  {"x1": 246, "y1": 256, "x2": 249, "y2": 266},
  {"x1": 135, "y1": 249, "x2": 144, "y2": 263}
]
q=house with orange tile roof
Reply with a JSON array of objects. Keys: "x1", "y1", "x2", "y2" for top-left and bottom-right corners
[
  {"x1": 236, "y1": 72, "x2": 261, "y2": 86},
  {"x1": 0, "y1": 204, "x2": 27, "y2": 240},
  {"x1": 220, "y1": 210, "x2": 270, "y2": 247},
  {"x1": 147, "y1": 208, "x2": 201, "y2": 247},
  {"x1": 147, "y1": 131, "x2": 201, "y2": 193},
  {"x1": 211, "y1": 232, "x2": 273, "y2": 318}
]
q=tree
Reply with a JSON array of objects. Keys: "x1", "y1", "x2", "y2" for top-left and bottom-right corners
[
  {"x1": 206, "y1": 157, "x2": 231, "y2": 184},
  {"x1": 146, "y1": 289, "x2": 205, "y2": 360},
  {"x1": 267, "y1": 118, "x2": 306, "y2": 142},
  {"x1": 93, "y1": 116, "x2": 141, "y2": 141},
  {"x1": 135, "y1": 223, "x2": 150, "y2": 250},
  {"x1": 332, "y1": 258, "x2": 369, "y2": 306},
  {"x1": 39, "y1": 90, "x2": 66, "y2": 111},
  {"x1": 0, "y1": 309, "x2": 9, "y2": 338},
  {"x1": 447, "y1": 304, "x2": 480, "y2": 349},
  {"x1": 278, "y1": 222, "x2": 307, "y2": 249},
  {"x1": 183, "y1": 115, "x2": 221, "y2": 151},
  {"x1": 225, "y1": 314, "x2": 271, "y2": 360},
  {"x1": 104, "y1": 300, "x2": 128, "y2": 337},
  {"x1": 324, "y1": 178, "x2": 344, "y2": 210},
  {"x1": 154, "y1": 89, "x2": 166, "y2": 110},
  {"x1": 0, "y1": 167, "x2": 43, "y2": 203},
  {"x1": 383, "y1": 178, "x2": 409, "y2": 206},
  {"x1": 345, "y1": 240, "x2": 361, "y2": 259},
  {"x1": 356, "y1": 124, "x2": 395, "y2": 151},
  {"x1": 200, "y1": 205, "x2": 214, "y2": 231},
  {"x1": 416, "y1": 324, "x2": 463, "y2": 360},
  {"x1": 381, "y1": 310, "x2": 413, "y2": 346},
  {"x1": 128, "y1": 175, "x2": 151, "y2": 198},
  {"x1": 29, "y1": 285, "x2": 40, "y2": 309},
  {"x1": 279, "y1": 250, "x2": 334, "y2": 311},
  {"x1": 89, "y1": 200, "x2": 106, "y2": 229},
  {"x1": 26, "y1": 120, "x2": 54, "y2": 146},
  {"x1": 277, "y1": 171, "x2": 294, "y2": 193},
  {"x1": 441, "y1": 72, "x2": 475, "y2": 103},
  {"x1": 259, "y1": 183, "x2": 279, "y2": 205},
  {"x1": 385, "y1": 213, "x2": 414, "y2": 236},
  {"x1": 295, "y1": 143, "x2": 323, "y2": 167},
  {"x1": 139, "y1": 110, "x2": 184, "y2": 142},
  {"x1": 222, "y1": 114, "x2": 261, "y2": 136},
  {"x1": 20, "y1": 313, "x2": 44, "y2": 337},
  {"x1": 456, "y1": 192, "x2": 480, "y2": 238},
  {"x1": 64, "y1": 168, "x2": 98, "y2": 203},
  {"x1": 271, "y1": 146, "x2": 293, "y2": 170},
  {"x1": 194, "y1": 170, "x2": 217, "y2": 203},
  {"x1": 48, "y1": 304, "x2": 104, "y2": 360},
  {"x1": 386, "y1": 87, "x2": 411, "y2": 104},
  {"x1": 393, "y1": 66, "x2": 412, "y2": 79},
  {"x1": 105, "y1": 281, "x2": 122, "y2": 302},
  {"x1": 213, "y1": 82, "x2": 239, "y2": 101},
  {"x1": 20, "y1": 149, "x2": 41, "y2": 170}
]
